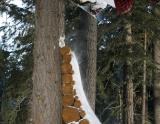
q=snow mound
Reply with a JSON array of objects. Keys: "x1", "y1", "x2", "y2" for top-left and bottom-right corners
[{"x1": 70, "y1": 52, "x2": 101, "y2": 124}]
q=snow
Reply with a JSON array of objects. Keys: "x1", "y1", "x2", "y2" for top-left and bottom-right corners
[
  {"x1": 80, "y1": 0, "x2": 96, "y2": 3},
  {"x1": 59, "y1": 35, "x2": 66, "y2": 48},
  {"x1": 0, "y1": 0, "x2": 25, "y2": 49},
  {"x1": 80, "y1": 0, "x2": 115, "y2": 9},
  {"x1": 70, "y1": 52, "x2": 102, "y2": 124},
  {"x1": 93, "y1": 0, "x2": 115, "y2": 10},
  {"x1": 9, "y1": 0, "x2": 23, "y2": 7},
  {"x1": 105, "y1": 0, "x2": 115, "y2": 8},
  {"x1": 0, "y1": 14, "x2": 6, "y2": 43}
]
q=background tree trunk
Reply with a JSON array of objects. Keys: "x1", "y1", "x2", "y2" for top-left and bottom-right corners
[
  {"x1": 73, "y1": 10, "x2": 97, "y2": 110},
  {"x1": 153, "y1": 6, "x2": 160, "y2": 124},
  {"x1": 142, "y1": 30, "x2": 147, "y2": 124},
  {"x1": 32, "y1": 0, "x2": 64, "y2": 124},
  {"x1": 154, "y1": 39, "x2": 160, "y2": 124},
  {"x1": 119, "y1": 89, "x2": 123, "y2": 124},
  {"x1": 123, "y1": 22, "x2": 134, "y2": 124}
]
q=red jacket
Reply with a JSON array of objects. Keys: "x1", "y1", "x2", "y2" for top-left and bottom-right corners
[{"x1": 114, "y1": 0, "x2": 159, "y2": 14}]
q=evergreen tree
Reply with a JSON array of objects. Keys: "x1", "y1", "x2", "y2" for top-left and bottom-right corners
[{"x1": 32, "y1": 0, "x2": 64, "y2": 123}]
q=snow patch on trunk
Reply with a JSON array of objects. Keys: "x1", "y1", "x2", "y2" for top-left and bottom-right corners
[{"x1": 59, "y1": 35, "x2": 66, "y2": 48}]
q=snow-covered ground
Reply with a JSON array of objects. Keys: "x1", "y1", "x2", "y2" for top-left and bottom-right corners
[{"x1": 71, "y1": 52, "x2": 102, "y2": 124}]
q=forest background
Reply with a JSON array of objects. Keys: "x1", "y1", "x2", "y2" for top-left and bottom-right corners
[{"x1": 0, "y1": 0, "x2": 160, "y2": 124}]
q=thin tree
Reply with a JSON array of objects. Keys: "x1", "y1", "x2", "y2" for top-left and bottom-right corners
[
  {"x1": 153, "y1": 5, "x2": 160, "y2": 124},
  {"x1": 32, "y1": 0, "x2": 64, "y2": 123},
  {"x1": 123, "y1": 21, "x2": 134, "y2": 124},
  {"x1": 142, "y1": 30, "x2": 147, "y2": 124}
]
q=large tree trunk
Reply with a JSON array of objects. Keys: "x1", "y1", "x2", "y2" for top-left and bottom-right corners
[
  {"x1": 154, "y1": 39, "x2": 160, "y2": 124},
  {"x1": 74, "y1": 10, "x2": 97, "y2": 110},
  {"x1": 85, "y1": 13, "x2": 97, "y2": 110},
  {"x1": 123, "y1": 22, "x2": 134, "y2": 124},
  {"x1": 32, "y1": 0, "x2": 64, "y2": 124}
]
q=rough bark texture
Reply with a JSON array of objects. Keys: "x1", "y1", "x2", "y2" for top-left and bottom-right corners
[
  {"x1": 32, "y1": 0, "x2": 64, "y2": 124},
  {"x1": 142, "y1": 30, "x2": 147, "y2": 124},
  {"x1": 73, "y1": 11, "x2": 97, "y2": 110},
  {"x1": 154, "y1": 39, "x2": 160, "y2": 124},
  {"x1": 85, "y1": 13, "x2": 97, "y2": 110},
  {"x1": 123, "y1": 22, "x2": 134, "y2": 124}
]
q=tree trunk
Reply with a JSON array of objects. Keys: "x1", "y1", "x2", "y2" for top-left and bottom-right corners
[
  {"x1": 123, "y1": 22, "x2": 134, "y2": 124},
  {"x1": 119, "y1": 89, "x2": 123, "y2": 124},
  {"x1": 74, "y1": 10, "x2": 97, "y2": 110},
  {"x1": 154, "y1": 39, "x2": 160, "y2": 124},
  {"x1": 142, "y1": 30, "x2": 147, "y2": 124},
  {"x1": 85, "y1": 13, "x2": 97, "y2": 110},
  {"x1": 32, "y1": 0, "x2": 64, "y2": 124}
]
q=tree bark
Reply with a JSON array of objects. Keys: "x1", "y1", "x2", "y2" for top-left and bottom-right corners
[
  {"x1": 119, "y1": 89, "x2": 123, "y2": 124},
  {"x1": 154, "y1": 39, "x2": 160, "y2": 124},
  {"x1": 32, "y1": 0, "x2": 64, "y2": 124},
  {"x1": 85, "y1": 13, "x2": 97, "y2": 110},
  {"x1": 142, "y1": 30, "x2": 147, "y2": 124},
  {"x1": 123, "y1": 22, "x2": 134, "y2": 124},
  {"x1": 74, "y1": 10, "x2": 97, "y2": 110}
]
